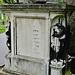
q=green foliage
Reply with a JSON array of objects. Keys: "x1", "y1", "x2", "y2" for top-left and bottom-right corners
[
  {"x1": 0, "y1": 13, "x2": 9, "y2": 33},
  {"x1": 57, "y1": 0, "x2": 65, "y2": 3},
  {"x1": 0, "y1": 0, "x2": 18, "y2": 5},
  {"x1": 0, "y1": 26, "x2": 6, "y2": 33},
  {"x1": 4, "y1": 0, "x2": 17, "y2": 4},
  {"x1": 0, "y1": 0, "x2": 7, "y2": 5},
  {"x1": 65, "y1": 67, "x2": 71, "y2": 75}
]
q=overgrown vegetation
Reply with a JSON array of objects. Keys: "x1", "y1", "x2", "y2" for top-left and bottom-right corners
[
  {"x1": 0, "y1": 0, "x2": 18, "y2": 4},
  {"x1": 65, "y1": 67, "x2": 72, "y2": 75},
  {"x1": 0, "y1": 13, "x2": 8, "y2": 33}
]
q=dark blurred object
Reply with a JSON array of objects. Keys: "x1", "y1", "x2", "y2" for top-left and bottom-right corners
[
  {"x1": 67, "y1": 0, "x2": 75, "y2": 74},
  {"x1": 68, "y1": 12, "x2": 75, "y2": 56},
  {"x1": 70, "y1": 58, "x2": 75, "y2": 74},
  {"x1": 6, "y1": 22, "x2": 11, "y2": 50}
]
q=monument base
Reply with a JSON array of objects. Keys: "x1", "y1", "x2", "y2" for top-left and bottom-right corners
[
  {"x1": 4, "y1": 53, "x2": 49, "y2": 75},
  {"x1": 50, "y1": 61, "x2": 65, "y2": 75}
]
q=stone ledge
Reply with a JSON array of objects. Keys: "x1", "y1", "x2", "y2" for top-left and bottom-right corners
[
  {"x1": 0, "y1": 3, "x2": 66, "y2": 10},
  {"x1": 5, "y1": 53, "x2": 46, "y2": 64},
  {"x1": 0, "y1": 3, "x2": 74, "y2": 12},
  {"x1": 0, "y1": 67, "x2": 28, "y2": 75}
]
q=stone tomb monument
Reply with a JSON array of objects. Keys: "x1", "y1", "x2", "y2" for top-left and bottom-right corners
[{"x1": 0, "y1": 0, "x2": 74, "y2": 75}]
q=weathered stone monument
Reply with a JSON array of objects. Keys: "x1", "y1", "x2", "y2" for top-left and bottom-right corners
[{"x1": 0, "y1": 0, "x2": 75, "y2": 75}]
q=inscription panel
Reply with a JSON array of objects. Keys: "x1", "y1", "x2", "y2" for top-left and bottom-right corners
[{"x1": 16, "y1": 17, "x2": 46, "y2": 59}]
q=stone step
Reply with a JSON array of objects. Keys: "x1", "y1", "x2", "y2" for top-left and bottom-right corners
[{"x1": 0, "y1": 67, "x2": 28, "y2": 75}]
